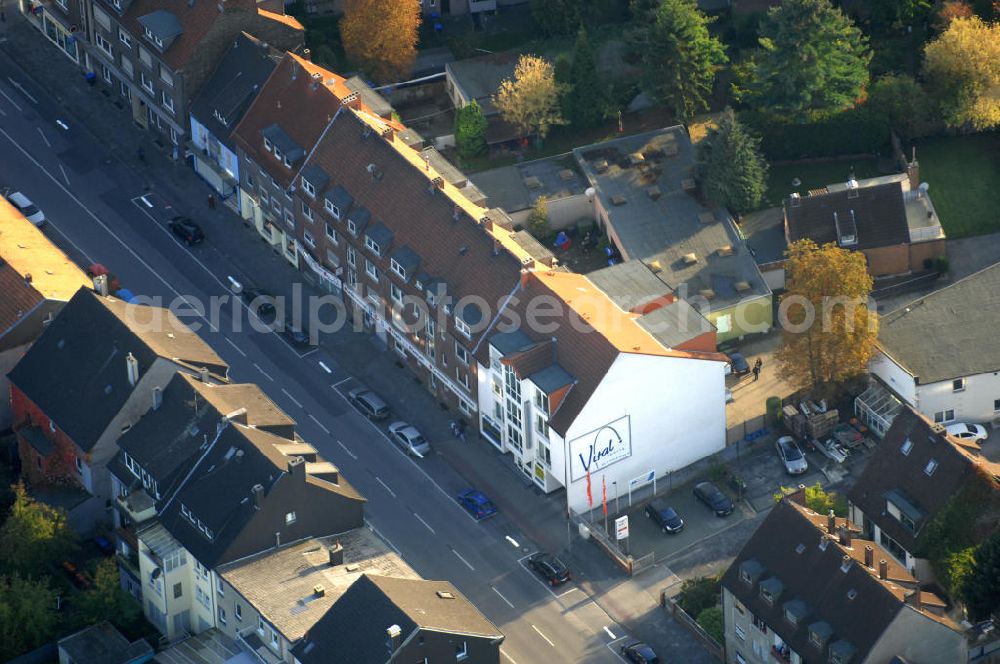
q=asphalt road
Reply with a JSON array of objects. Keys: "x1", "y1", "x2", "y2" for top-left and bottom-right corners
[{"x1": 0, "y1": 58, "x2": 639, "y2": 664}]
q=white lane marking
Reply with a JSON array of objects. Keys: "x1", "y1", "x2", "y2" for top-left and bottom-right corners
[
  {"x1": 8, "y1": 78, "x2": 37, "y2": 104},
  {"x1": 281, "y1": 388, "x2": 303, "y2": 408},
  {"x1": 413, "y1": 512, "x2": 435, "y2": 534},
  {"x1": 308, "y1": 414, "x2": 330, "y2": 434},
  {"x1": 451, "y1": 547, "x2": 475, "y2": 571},
  {"x1": 375, "y1": 477, "x2": 396, "y2": 498},
  {"x1": 56, "y1": 120, "x2": 69, "y2": 131},
  {"x1": 0, "y1": 87, "x2": 23, "y2": 112},
  {"x1": 491, "y1": 585, "x2": 515, "y2": 609},
  {"x1": 318, "y1": 361, "x2": 332, "y2": 374},
  {"x1": 58, "y1": 164, "x2": 70, "y2": 187},
  {"x1": 253, "y1": 362, "x2": 274, "y2": 382},
  {"x1": 604, "y1": 626, "x2": 617, "y2": 640},
  {"x1": 37, "y1": 127, "x2": 51, "y2": 147},
  {"x1": 298, "y1": 347, "x2": 318, "y2": 358},
  {"x1": 500, "y1": 649, "x2": 518, "y2": 664},
  {"x1": 505, "y1": 535, "x2": 520, "y2": 548},
  {"x1": 224, "y1": 337, "x2": 247, "y2": 357},
  {"x1": 332, "y1": 377, "x2": 351, "y2": 387},
  {"x1": 0, "y1": 105, "x2": 6, "y2": 116},
  {"x1": 337, "y1": 440, "x2": 358, "y2": 460},
  {"x1": 557, "y1": 587, "x2": 579, "y2": 598},
  {"x1": 530, "y1": 625, "x2": 555, "y2": 648}
]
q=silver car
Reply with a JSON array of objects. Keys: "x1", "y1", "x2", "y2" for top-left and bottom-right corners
[
  {"x1": 776, "y1": 436, "x2": 808, "y2": 475},
  {"x1": 5, "y1": 191, "x2": 46, "y2": 227},
  {"x1": 388, "y1": 421, "x2": 431, "y2": 458}
]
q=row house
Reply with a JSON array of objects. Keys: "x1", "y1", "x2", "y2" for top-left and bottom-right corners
[
  {"x1": 7, "y1": 287, "x2": 229, "y2": 533},
  {"x1": 0, "y1": 197, "x2": 90, "y2": 430},
  {"x1": 20, "y1": 0, "x2": 86, "y2": 64},
  {"x1": 84, "y1": 0, "x2": 302, "y2": 146},
  {"x1": 722, "y1": 495, "x2": 969, "y2": 664},
  {"x1": 108, "y1": 370, "x2": 365, "y2": 641}
]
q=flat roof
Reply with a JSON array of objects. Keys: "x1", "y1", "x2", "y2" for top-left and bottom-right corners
[
  {"x1": 739, "y1": 207, "x2": 787, "y2": 265},
  {"x1": 471, "y1": 154, "x2": 588, "y2": 214}
]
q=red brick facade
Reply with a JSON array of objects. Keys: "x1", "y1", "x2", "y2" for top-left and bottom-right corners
[{"x1": 10, "y1": 385, "x2": 85, "y2": 488}]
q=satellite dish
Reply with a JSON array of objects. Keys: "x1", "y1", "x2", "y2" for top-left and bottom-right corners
[
  {"x1": 919, "y1": 182, "x2": 929, "y2": 193},
  {"x1": 585, "y1": 187, "x2": 596, "y2": 199}
]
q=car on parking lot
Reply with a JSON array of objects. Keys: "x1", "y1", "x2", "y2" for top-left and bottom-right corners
[
  {"x1": 726, "y1": 352, "x2": 750, "y2": 376},
  {"x1": 242, "y1": 287, "x2": 277, "y2": 318},
  {"x1": 457, "y1": 489, "x2": 497, "y2": 520},
  {"x1": 945, "y1": 422, "x2": 988, "y2": 443},
  {"x1": 776, "y1": 435, "x2": 809, "y2": 475},
  {"x1": 527, "y1": 552, "x2": 571, "y2": 586},
  {"x1": 168, "y1": 216, "x2": 204, "y2": 245},
  {"x1": 5, "y1": 191, "x2": 45, "y2": 226},
  {"x1": 693, "y1": 481, "x2": 735, "y2": 517},
  {"x1": 644, "y1": 500, "x2": 684, "y2": 534},
  {"x1": 388, "y1": 421, "x2": 431, "y2": 457},
  {"x1": 620, "y1": 642, "x2": 659, "y2": 664},
  {"x1": 348, "y1": 387, "x2": 389, "y2": 421}
]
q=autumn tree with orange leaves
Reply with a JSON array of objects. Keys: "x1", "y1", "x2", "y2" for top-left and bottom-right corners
[{"x1": 340, "y1": 0, "x2": 421, "y2": 84}]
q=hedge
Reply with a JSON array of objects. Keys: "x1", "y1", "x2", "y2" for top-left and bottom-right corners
[{"x1": 739, "y1": 108, "x2": 890, "y2": 161}]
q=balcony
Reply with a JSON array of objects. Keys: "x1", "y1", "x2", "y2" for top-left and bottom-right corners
[
  {"x1": 236, "y1": 630, "x2": 283, "y2": 664},
  {"x1": 116, "y1": 488, "x2": 156, "y2": 524}
]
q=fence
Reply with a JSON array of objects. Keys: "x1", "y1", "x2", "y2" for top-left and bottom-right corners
[{"x1": 663, "y1": 595, "x2": 726, "y2": 662}]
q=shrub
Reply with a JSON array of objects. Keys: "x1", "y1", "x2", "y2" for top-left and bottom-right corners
[
  {"x1": 696, "y1": 606, "x2": 725, "y2": 644},
  {"x1": 677, "y1": 575, "x2": 721, "y2": 617},
  {"x1": 739, "y1": 108, "x2": 889, "y2": 160}
]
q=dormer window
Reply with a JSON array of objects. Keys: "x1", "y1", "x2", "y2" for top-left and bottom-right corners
[
  {"x1": 390, "y1": 258, "x2": 406, "y2": 279},
  {"x1": 284, "y1": 156, "x2": 291, "y2": 169},
  {"x1": 301, "y1": 178, "x2": 316, "y2": 198},
  {"x1": 111, "y1": 0, "x2": 121, "y2": 9},
  {"x1": 925, "y1": 459, "x2": 939, "y2": 476},
  {"x1": 760, "y1": 587, "x2": 774, "y2": 604},
  {"x1": 273, "y1": 145, "x2": 283, "y2": 161},
  {"x1": 365, "y1": 236, "x2": 381, "y2": 256},
  {"x1": 325, "y1": 200, "x2": 339, "y2": 218},
  {"x1": 347, "y1": 218, "x2": 358, "y2": 236},
  {"x1": 143, "y1": 28, "x2": 164, "y2": 49},
  {"x1": 900, "y1": 438, "x2": 913, "y2": 455},
  {"x1": 264, "y1": 137, "x2": 273, "y2": 153},
  {"x1": 455, "y1": 317, "x2": 471, "y2": 339}
]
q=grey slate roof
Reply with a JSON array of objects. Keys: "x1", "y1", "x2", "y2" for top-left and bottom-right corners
[
  {"x1": 345, "y1": 76, "x2": 393, "y2": 119},
  {"x1": 323, "y1": 184, "x2": 353, "y2": 212},
  {"x1": 445, "y1": 52, "x2": 519, "y2": 116},
  {"x1": 347, "y1": 206, "x2": 370, "y2": 231},
  {"x1": 878, "y1": 261, "x2": 1000, "y2": 384},
  {"x1": 365, "y1": 221, "x2": 394, "y2": 250},
  {"x1": 785, "y1": 182, "x2": 910, "y2": 250},
  {"x1": 7, "y1": 289, "x2": 227, "y2": 452},
  {"x1": 489, "y1": 328, "x2": 535, "y2": 355},
  {"x1": 527, "y1": 364, "x2": 574, "y2": 394},
  {"x1": 190, "y1": 34, "x2": 279, "y2": 147},
  {"x1": 261, "y1": 124, "x2": 305, "y2": 163},
  {"x1": 300, "y1": 164, "x2": 330, "y2": 193},
  {"x1": 292, "y1": 575, "x2": 503, "y2": 664},
  {"x1": 137, "y1": 10, "x2": 183, "y2": 42},
  {"x1": 389, "y1": 245, "x2": 421, "y2": 277}
]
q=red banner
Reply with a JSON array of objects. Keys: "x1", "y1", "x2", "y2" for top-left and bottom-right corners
[
  {"x1": 586, "y1": 470, "x2": 593, "y2": 507},
  {"x1": 602, "y1": 476, "x2": 608, "y2": 516}
]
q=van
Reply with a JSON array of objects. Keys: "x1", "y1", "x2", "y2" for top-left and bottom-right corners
[{"x1": 348, "y1": 387, "x2": 389, "y2": 421}]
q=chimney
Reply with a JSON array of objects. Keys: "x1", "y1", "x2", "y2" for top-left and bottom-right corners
[
  {"x1": 520, "y1": 268, "x2": 530, "y2": 290},
  {"x1": 838, "y1": 525, "x2": 852, "y2": 548},
  {"x1": 380, "y1": 126, "x2": 394, "y2": 141},
  {"x1": 94, "y1": 273, "x2": 109, "y2": 296},
  {"x1": 827, "y1": 510, "x2": 836, "y2": 534},
  {"x1": 386, "y1": 625, "x2": 402, "y2": 654},
  {"x1": 126, "y1": 352, "x2": 139, "y2": 387},
  {"x1": 878, "y1": 559, "x2": 888, "y2": 580},
  {"x1": 909, "y1": 588, "x2": 922, "y2": 610},
  {"x1": 864, "y1": 545, "x2": 874, "y2": 568},
  {"x1": 24, "y1": 273, "x2": 32, "y2": 286},
  {"x1": 302, "y1": 47, "x2": 311, "y2": 62},
  {"x1": 841, "y1": 555, "x2": 852, "y2": 573},
  {"x1": 251, "y1": 483, "x2": 264, "y2": 509},
  {"x1": 152, "y1": 386, "x2": 163, "y2": 411},
  {"x1": 328, "y1": 540, "x2": 344, "y2": 567},
  {"x1": 908, "y1": 148, "x2": 920, "y2": 191},
  {"x1": 198, "y1": 367, "x2": 210, "y2": 383},
  {"x1": 288, "y1": 455, "x2": 306, "y2": 481},
  {"x1": 313, "y1": 584, "x2": 325, "y2": 597},
  {"x1": 310, "y1": 72, "x2": 322, "y2": 90}
]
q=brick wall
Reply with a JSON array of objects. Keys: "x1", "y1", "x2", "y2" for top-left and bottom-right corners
[
  {"x1": 908, "y1": 238, "x2": 946, "y2": 272},
  {"x1": 10, "y1": 385, "x2": 85, "y2": 488},
  {"x1": 863, "y1": 244, "x2": 910, "y2": 278}
]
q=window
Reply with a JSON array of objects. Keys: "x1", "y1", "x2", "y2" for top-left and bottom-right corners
[
  {"x1": 173, "y1": 582, "x2": 182, "y2": 599},
  {"x1": 809, "y1": 630, "x2": 823, "y2": 648},
  {"x1": 303, "y1": 230, "x2": 317, "y2": 248},
  {"x1": 900, "y1": 438, "x2": 913, "y2": 455},
  {"x1": 390, "y1": 283, "x2": 403, "y2": 305},
  {"x1": 161, "y1": 91, "x2": 174, "y2": 115},
  {"x1": 390, "y1": 257, "x2": 406, "y2": 279},
  {"x1": 138, "y1": 46, "x2": 152, "y2": 68},
  {"x1": 264, "y1": 137, "x2": 273, "y2": 153},
  {"x1": 953, "y1": 378, "x2": 966, "y2": 392},
  {"x1": 144, "y1": 28, "x2": 164, "y2": 49},
  {"x1": 752, "y1": 614, "x2": 767, "y2": 634},
  {"x1": 273, "y1": 145, "x2": 282, "y2": 162},
  {"x1": 457, "y1": 368, "x2": 469, "y2": 389},
  {"x1": 347, "y1": 218, "x2": 359, "y2": 236},
  {"x1": 217, "y1": 607, "x2": 226, "y2": 625},
  {"x1": 271, "y1": 628, "x2": 279, "y2": 647},
  {"x1": 284, "y1": 208, "x2": 294, "y2": 228},
  {"x1": 216, "y1": 576, "x2": 224, "y2": 596},
  {"x1": 736, "y1": 652, "x2": 748, "y2": 664},
  {"x1": 196, "y1": 585, "x2": 210, "y2": 609},
  {"x1": 784, "y1": 608, "x2": 799, "y2": 626},
  {"x1": 760, "y1": 586, "x2": 775, "y2": 605},
  {"x1": 325, "y1": 224, "x2": 338, "y2": 244},
  {"x1": 366, "y1": 259, "x2": 379, "y2": 282},
  {"x1": 301, "y1": 178, "x2": 316, "y2": 197},
  {"x1": 455, "y1": 317, "x2": 471, "y2": 339},
  {"x1": 271, "y1": 198, "x2": 281, "y2": 214},
  {"x1": 995, "y1": 399, "x2": 1000, "y2": 413},
  {"x1": 96, "y1": 32, "x2": 113, "y2": 57},
  {"x1": 285, "y1": 511, "x2": 297, "y2": 525},
  {"x1": 734, "y1": 624, "x2": 746, "y2": 641},
  {"x1": 258, "y1": 617, "x2": 266, "y2": 634},
  {"x1": 301, "y1": 201, "x2": 313, "y2": 221},
  {"x1": 140, "y1": 71, "x2": 153, "y2": 94},
  {"x1": 365, "y1": 236, "x2": 381, "y2": 256},
  {"x1": 455, "y1": 343, "x2": 468, "y2": 365},
  {"x1": 456, "y1": 641, "x2": 468, "y2": 661},
  {"x1": 235, "y1": 603, "x2": 242, "y2": 622},
  {"x1": 933, "y1": 409, "x2": 955, "y2": 423},
  {"x1": 324, "y1": 199, "x2": 339, "y2": 218},
  {"x1": 924, "y1": 459, "x2": 939, "y2": 476},
  {"x1": 347, "y1": 246, "x2": 357, "y2": 267},
  {"x1": 75, "y1": 455, "x2": 83, "y2": 472},
  {"x1": 260, "y1": 189, "x2": 269, "y2": 205},
  {"x1": 102, "y1": 65, "x2": 113, "y2": 84},
  {"x1": 740, "y1": 568, "x2": 752, "y2": 585},
  {"x1": 118, "y1": 29, "x2": 132, "y2": 48},
  {"x1": 535, "y1": 414, "x2": 549, "y2": 438},
  {"x1": 159, "y1": 67, "x2": 173, "y2": 87},
  {"x1": 94, "y1": 6, "x2": 111, "y2": 30}
]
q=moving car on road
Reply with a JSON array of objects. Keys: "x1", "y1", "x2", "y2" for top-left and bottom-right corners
[
  {"x1": 348, "y1": 387, "x2": 389, "y2": 421},
  {"x1": 388, "y1": 421, "x2": 431, "y2": 457},
  {"x1": 693, "y1": 481, "x2": 735, "y2": 517},
  {"x1": 5, "y1": 190, "x2": 45, "y2": 226},
  {"x1": 776, "y1": 435, "x2": 809, "y2": 475},
  {"x1": 168, "y1": 216, "x2": 204, "y2": 245},
  {"x1": 527, "y1": 552, "x2": 571, "y2": 586},
  {"x1": 643, "y1": 499, "x2": 684, "y2": 534},
  {"x1": 945, "y1": 422, "x2": 988, "y2": 443},
  {"x1": 457, "y1": 489, "x2": 497, "y2": 520},
  {"x1": 620, "y1": 642, "x2": 659, "y2": 664},
  {"x1": 242, "y1": 286, "x2": 277, "y2": 318}
]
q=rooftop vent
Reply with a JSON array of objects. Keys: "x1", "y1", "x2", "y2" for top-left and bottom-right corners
[
  {"x1": 795, "y1": 543, "x2": 806, "y2": 554},
  {"x1": 734, "y1": 281, "x2": 751, "y2": 293},
  {"x1": 718, "y1": 244, "x2": 734, "y2": 257},
  {"x1": 436, "y1": 591, "x2": 455, "y2": 599},
  {"x1": 610, "y1": 194, "x2": 627, "y2": 206},
  {"x1": 594, "y1": 159, "x2": 609, "y2": 173},
  {"x1": 628, "y1": 152, "x2": 645, "y2": 166},
  {"x1": 840, "y1": 555, "x2": 852, "y2": 573},
  {"x1": 328, "y1": 541, "x2": 344, "y2": 567},
  {"x1": 683, "y1": 253, "x2": 697, "y2": 265},
  {"x1": 366, "y1": 163, "x2": 382, "y2": 181},
  {"x1": 847, "y1": 589, "x2": 858, "y2": 600},
  {"x1": 313, "y1": 584, "x2": 325, "y2": 597},
  {"x1": 835, "y1": 210, "x2": 858, "y2": 247},
  {"x1": 847, "y1": 177, "x2": 860, "y2": 199}
]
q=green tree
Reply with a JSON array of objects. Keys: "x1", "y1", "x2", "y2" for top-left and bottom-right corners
[
  {"x1": 677, "y1": 575, "x2": 721, "y2": 617},
  {"x1": 0, "y1": 483, "x2": 77, "y2": 576},
  {"x1": 527, "y1": 196, "x2": 552, "y2": 240},
  {"x1": 630, "y1": 0, "x2": 662, "y2": 17},
  {"x1": 640, "y1": 0, "x2": 728, "y2": 122},
  {"x1": 74, "y1": 558, "x2": 141, "y2": 629},
  {"x1": 564, "y1": 27, "x2": 608, "y2": 128},
  {"x1": 0, "y1": 574, "x2": 59, "y2": 661},
  {"x1": 923, "y1": 17, "x2": 1000, "y2": 130},
  {"x1": 531, "y1": 0, "x2": 585, "y2": 36},
  {"x1": 493, "y1": 55, "x2": 566, "y2": 139},
  {"x1": 696, "y1": 606, "x2": 725, "y2": 643},
  {"x1": 750, "y1": 0, "x2": 871, "y2": 120},
  {"x1": 313, "y1": 45, "x2": 338, "y2": 71},
  {"x1": 454, "y1": 100, "x2": 488, "y2": 160},
  {"x1": 962, "y1": 531, "x2": 1000, "y2": 620},
  {"x1": 870, "y1": 0, "x2": 933, "y2": 30},
  {"x1": 866, "y1": 74, "x2": 934, "y2": 140},
  {"x1": 698, "y1": 110, "x2": 768, "y2": 214}
]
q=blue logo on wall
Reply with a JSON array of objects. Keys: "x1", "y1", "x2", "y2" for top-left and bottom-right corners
[{"x1": 569, "y1": 415, "x2": 631, "y2": 481}]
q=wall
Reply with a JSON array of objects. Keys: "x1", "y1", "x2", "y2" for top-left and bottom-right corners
[
  {"x1": 710, "y1": 294, "x2": 773, "y2": 345},
  {"x1": 0, "y1": 343, "x2": 30, "y2": 431},
  {"x1": 866, "y1": 606, "x2": 966, "y2": 663},
  {"x1": 722, "y1": 588, "x2": 774, "y2": 664},
  {"x1": 216, "y1": 578, "x2": 291, "y2": 662},
  {"x1": 908, "y1": 238, "x2": 945, "y2": 272},
  {"x1": 557, "y1": 352, "x2": 725, "y2": 514},
  {"x1": 863, "y1": 243, "x2": 910, "y2": 278},
  {"x1": 869, "y1": 350, "x2": 918, "y2": 407},
  {"x1": 397, "y1": 629, "x2": 500, "y2": 664},
  {"x1": 916, "y1": 371, "x2": 1000, "y2": 426},
  {"x1": 758, "y1": 262, "x2": 785, "y2": 292}
]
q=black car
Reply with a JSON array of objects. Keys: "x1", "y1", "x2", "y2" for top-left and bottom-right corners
[
  {"x1": 620, "y1": 642, "x2": 659, "y2": 664},
  {"x1": 693, "y1": 481, "x2": 735, "y2": 517},
  {"x1": 527, "y1": 552, "x2": 571, "y2": 586},
  {"x1": 168, "y1": 216, "x2": 204, "y2": 245},
  {"x1": 282, "y1": 317, "x2": 311, "y2": 347},
  {"x1": 643, "y1": 499, "x2": 684, "y2": 534},
  {"x1": 242, "y1": 287, "x2": 277, "y2": 318}
]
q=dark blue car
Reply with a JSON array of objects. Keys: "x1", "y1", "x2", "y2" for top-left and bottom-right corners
[
  {"x1": 457, "y1": 489, "x2": 497, "y2": 520},
  {"x1": 643, "y1": 499, "x2": 684, "y2": 534},
  {"x1": 621, "y1": 642, "x2": 659, "y2": 664}
]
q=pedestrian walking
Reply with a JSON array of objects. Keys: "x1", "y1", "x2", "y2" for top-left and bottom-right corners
[
  {"x1": 207, "y1": 194, "x2": 216, "y2": 209},
  {"x1": 752, "y1": 358, "x2": 763, "y2": 382}
]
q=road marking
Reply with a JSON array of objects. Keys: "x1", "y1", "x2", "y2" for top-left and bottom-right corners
[
  {"x1": 56, "y1": 120, "x2": 69, "y2": 131},
  {"x1": 307, "y1": 414, "x2": 330, "y2": 434},
  {"x1": 318, "y1": 361, "x2": 332, "y2": 374},
  {"x1": 298, "y1": 347, "x2": 318, "y2": 358},
  {"x1": 0, "y1": 106, "x2": 6, "y2": 116},
  {"x1": 253, "y1": 362, "x2": 273, "y2": 382},
  {"x1": 8, "y1": 78, "x2": 37, "y2": 104},
  {"x1": 281, "y1": 388, "x2": 303, "y2": 408},
  {"x1": 337, "y1": 440, "x2": 358, "y2": 460},
  {"x1": 0, "y1": 87, "x2": 23, "y2": 112},
  {"x1": 413, "y1": 512, "x2": 435, "y2": 534},
  {"x1": 505, "y1": 535, "x2": 520, "y2": 548},
  {"x1": 36, "y1": 127, "x2": 51, "y2": 148},
  {"x1": 375, "y1": 477, "x2": 396, "y2": 498},
  {"x1": 530, "y1": 625, "x2": 555, "y2": 648},
  {"x1": 557, "y1": 587, "x2": 579, "y2": 598},
  {"x1": 223, "y1": 337, "x2": 247, "y2": 357},
  {"x1": 491, "y1": 585, "x2": 515, "y2": 609},
  {"x1": 450, "y1": 547, "x2": 475, "y2": 571},
  {"x1": 332, "y1": 377, "x2": 351, "y2": 388},
  {"x1": 58, "y1": 164, "x2": 70, "y2": 187},
  {"x1": 500, "y1": 649, "x2": 518, "y2": 664},
  {"x1": 604, "y1": 626, "x2": 617, "y2": 640}
]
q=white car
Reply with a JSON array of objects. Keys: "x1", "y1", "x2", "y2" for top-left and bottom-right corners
[
  {"x1": 388, "y1": 421, "x2": 431, "y2": 458},
  {"x1": 945, "y1": 422, "x2": 988, "y2": 443},
  {"x1": 5, "y1": 191, "x2": 46, "y2": 227},
  {"x1": 776, "y1": 436, "x2": 808, "y2": 474}
]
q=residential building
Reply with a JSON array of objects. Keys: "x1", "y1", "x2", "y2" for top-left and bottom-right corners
[
  {"x1": 84, "y1": 0, "x2": 303, "y2": 146},
  {"x1": 7, "y1": 288, "x2": 228, "y2": 532},
  {"x1": 20, "y1": 0, "x2": 86, "y2": 63},
  {"x1": 292, "y1": 574, "x2": 504, "y2": 664},
  {"x1": 0, "y1": 197, "x2": 90, "y2": 430},
  {"x1": 722, "y1": 494, "x2": 968, "y2": 664},
  {"x1": 108, "y1": 371, "x2": 365, "y2": 640},
  {"x1": 470, "y1": 156, "x2": 591, "y2": 231},
  {"x1": 573, "y1": 126, "x2": 773, "y2": 343},
  {"x1": 215, "y1": 529, "x2": 419, "y2": 662},
  {"x1": 57, "y1": 621, "x2": 153, "y2": 664},
  {"x1": 857, "y1": 261, "x2": 1000, "y2": 437},
  {"x1": 188, "y1": 32, "x2": 281, "y2": 207},
  {"x1": 847, "y1": 404, "x2": 1000, "y2": 575}
]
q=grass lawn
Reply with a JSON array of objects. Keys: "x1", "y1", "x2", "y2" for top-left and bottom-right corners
[
  {"x1": 912, "y1": 133, "x2": 1000, "y2": 239},
  {"x1": 764, "y1": 159, "x2": 881, "y2": 208}
]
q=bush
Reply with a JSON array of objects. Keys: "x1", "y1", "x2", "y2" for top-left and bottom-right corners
[
  {"x1": 677, "y1": 575, "x2": 721, "y2": 617},
  {"x1": 739, "y1": 108, "x2": 890, "y2": 160},
  {"x1": 934, "y1": 256, "x2": 950, "y2": 273},
  {"x1": 696, "y1": 606, "x2": 725, "y2": 644}
]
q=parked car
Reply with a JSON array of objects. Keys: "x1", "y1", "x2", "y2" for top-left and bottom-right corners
[
  {"x1": 643, "y1": 499, "x2": 684, "y2": 534},
  {"x1": 348, "y1": 387, "x2": 389, "y2": 421},
  {"x1": 5, "y1": 190, "x2": 45, "y2": 226},
  {"x1": 457, "y1": 489, "x2": 497, "y2": 520},
  {"x1": 527, "y1": 552, "x2": 571, "y2": 586},
  {"x1": 945, "y1": 422, "x2": 988, "y2": 443},
  {"x1": 242, "y1": 286, "x2": 277, "y2": 318},
  {"x1": 776, "y1": 436, "x2": 809, "y2": 475},
  {"x1": 168, "y1": 216, "x2": 204, "y2": 245},
  {"x1": 620, "y1": 642, "x2": 659, "y2": 664},
  {"x1": 726, "y1": 352, "x2": 750, "y2": 376},
  {"x1": 693, "y1": 481, "x2": 735, "y2": 517},
  {"x1": 388, "y1": 421, "x2": 431, "y2": 457}
]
